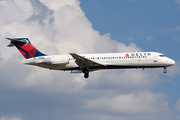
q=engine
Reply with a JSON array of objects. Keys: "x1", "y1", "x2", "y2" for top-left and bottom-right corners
[{"x1": 42, "y1": 55, "x2": 69, "y2": 64}]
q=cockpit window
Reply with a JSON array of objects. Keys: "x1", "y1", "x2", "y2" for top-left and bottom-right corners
[{"x1": 159, "y1": 55, "x2": 165, "y2": 57}]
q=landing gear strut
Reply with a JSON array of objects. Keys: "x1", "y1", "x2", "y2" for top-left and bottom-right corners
[
  {"x1": 163, "y1": 67, "x2": 167, "y2": 74},
  {"x1": 83, "y1": 67, "x2": 89, "y2": 78}
]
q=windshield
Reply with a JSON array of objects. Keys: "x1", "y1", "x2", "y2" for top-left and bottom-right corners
[{"x1": 159, "y1": 55, "x2": 165, "y2": 57}]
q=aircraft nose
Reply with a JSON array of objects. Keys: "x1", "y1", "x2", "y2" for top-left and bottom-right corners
[
  {"x1": 168, "y1": 59, "x2": 175, "y2": 66},
  {"x1": 171, "y1": 60, "x2": 175, "y2": 65}
]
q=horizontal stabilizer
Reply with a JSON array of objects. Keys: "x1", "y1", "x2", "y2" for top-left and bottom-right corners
[
  {"x1": 7, "y1": 43, "x2": 15, "y2": 47},
  {"x1": 6, "y1": 38, "x2": 27, "y2": 47},
  {"x1": 6, "y1": 38, "x2": 27, "y2": 45}
]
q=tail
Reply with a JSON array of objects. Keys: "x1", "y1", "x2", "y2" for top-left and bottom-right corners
[{"x1": 7, "y1": 38, "x2": 46, "y2": 59}]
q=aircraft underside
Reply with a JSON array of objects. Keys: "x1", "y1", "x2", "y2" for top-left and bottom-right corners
[{"x1": 34, "y1": 64, "x2": 168, "y2": 78}]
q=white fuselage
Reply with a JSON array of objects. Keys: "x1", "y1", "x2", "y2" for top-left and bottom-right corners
[{"x1": 22, "y1": 52, "x2": 175, "y2": 71}]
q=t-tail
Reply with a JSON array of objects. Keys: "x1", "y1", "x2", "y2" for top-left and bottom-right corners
[{"x1": 7, "y1": 38, "x2": 46, "y2": 59}]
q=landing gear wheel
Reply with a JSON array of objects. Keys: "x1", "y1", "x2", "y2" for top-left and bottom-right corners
[
  {"x1": 163, "y1": 70, "x2": 167, "y2": 74},
  {"x1": 84, "y1": 73, "x2": 89, "y2": 78},
  {"x1": 83, "y1": 67, "x2": 90, "y2": 78},
  {"x1": 83, "y1": 69, "x2": 89, "y2": 78}
]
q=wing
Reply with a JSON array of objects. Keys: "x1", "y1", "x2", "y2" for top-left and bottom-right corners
[{"x1": 69, "y1": 53, "x2": 106, "y2": 69}]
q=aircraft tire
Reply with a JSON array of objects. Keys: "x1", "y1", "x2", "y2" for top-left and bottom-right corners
[
  {"x1": 84, "y1": 73, "x2": 89, "y2": 78},
  {"x1": 163, "y1": 70, "x2": 167, "y2": 74}
]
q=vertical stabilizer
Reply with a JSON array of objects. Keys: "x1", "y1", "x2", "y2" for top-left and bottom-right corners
[{"x1": 7, "y1": 38, "x2": 46, "y2": 59}]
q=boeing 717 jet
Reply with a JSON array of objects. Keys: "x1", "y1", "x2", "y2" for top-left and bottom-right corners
[{"x1": 7, "y1": 38, "x2": 175, "y2": 78}]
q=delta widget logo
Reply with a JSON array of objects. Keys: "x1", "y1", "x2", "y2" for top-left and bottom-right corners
[{"x1": 125, "y1": 54, "x2": 129, "y2": 57}]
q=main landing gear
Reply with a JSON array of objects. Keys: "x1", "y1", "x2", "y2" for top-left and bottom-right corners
[
  {"x1": 84, "y1": 71, "x2": 89, "y2": 78},
  {"x1": 83, "y1": 67, "x2": 89, "y2": 78},
  {"x1": 163, "y1": 67, "x2": 167, "y2": 74}
]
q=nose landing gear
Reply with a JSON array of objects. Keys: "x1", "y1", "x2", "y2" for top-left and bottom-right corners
[{"x1": 163, "y1": 67, "x2": 167, "y2": 74}]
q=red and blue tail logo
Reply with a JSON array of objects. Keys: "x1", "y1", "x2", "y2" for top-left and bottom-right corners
[{"x1": 7, "y1": 38, "x2": 46, "y2": 59}]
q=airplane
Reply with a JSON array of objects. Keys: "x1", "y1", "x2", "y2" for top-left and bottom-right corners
[{"x1": 7, "y1": 38, "x2": 175, "y2": 78}]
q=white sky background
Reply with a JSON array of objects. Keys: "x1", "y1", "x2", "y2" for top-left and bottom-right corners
[{"x1": 0, "y1": 0, "x2": 180, "y2": 120}]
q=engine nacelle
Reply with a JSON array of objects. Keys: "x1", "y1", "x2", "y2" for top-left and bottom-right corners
[{"x1": 42, "y1": 55, "x2": 69, "y2": 64}]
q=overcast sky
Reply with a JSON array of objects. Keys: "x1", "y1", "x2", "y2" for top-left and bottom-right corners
[{"x1": 0, "y1": 0, "x2": 180, "y2": 120}]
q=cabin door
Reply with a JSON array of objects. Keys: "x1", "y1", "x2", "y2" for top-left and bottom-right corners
[{"x1": 153, "y1": 56, "x2": 157, "y2": 62}]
